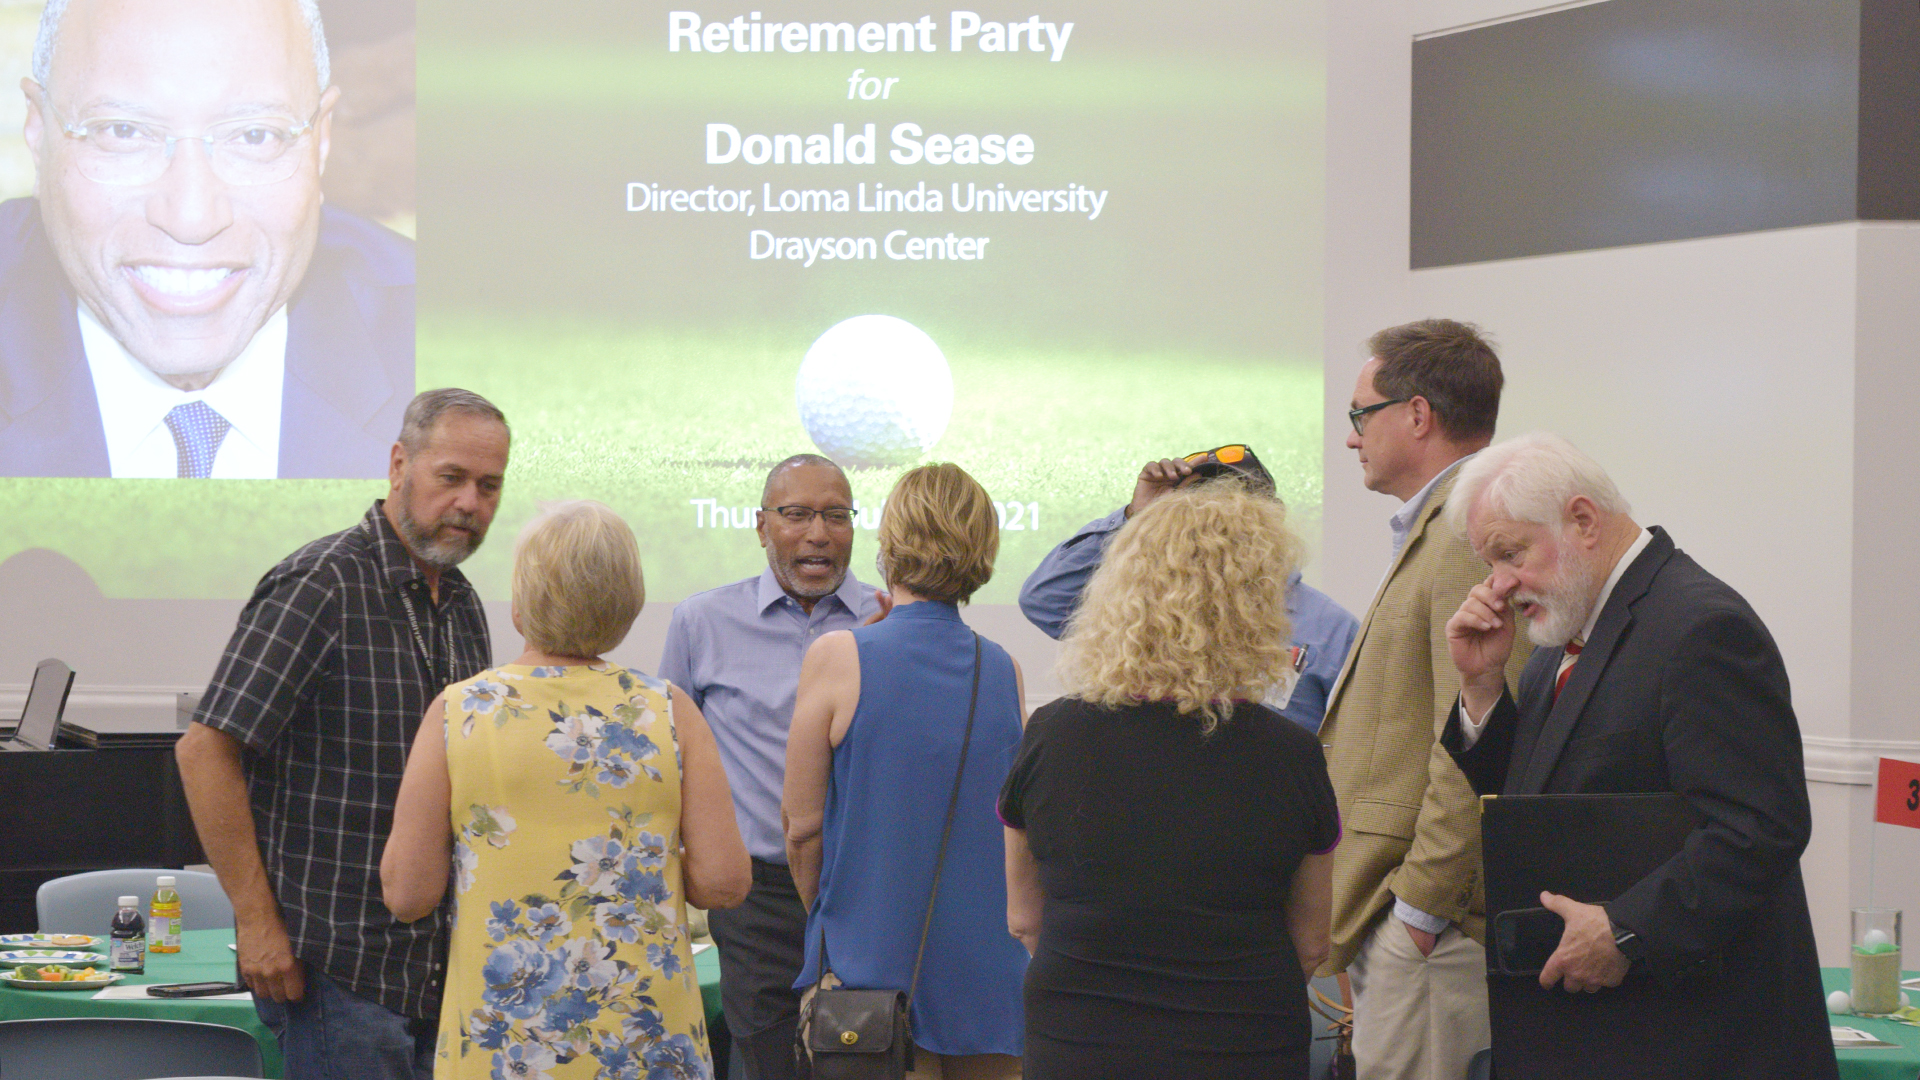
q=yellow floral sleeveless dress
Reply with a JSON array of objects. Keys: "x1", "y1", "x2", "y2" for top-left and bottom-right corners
[{"x1": 438, "y1": 664, "x2": 711, "y2": 1080}]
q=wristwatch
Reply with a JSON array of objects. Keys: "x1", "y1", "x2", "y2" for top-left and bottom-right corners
[{"x1": 1610, "y1": 921, "x2": 1647, "y2": 967}]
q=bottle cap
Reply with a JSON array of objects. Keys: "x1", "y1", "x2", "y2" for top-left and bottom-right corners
[
  {"x1": 157, "y1": 876, "x2": 176, "y2": 887},
  {"x1": 118, "y1": 896, "x2": 139, "y2": 907}
]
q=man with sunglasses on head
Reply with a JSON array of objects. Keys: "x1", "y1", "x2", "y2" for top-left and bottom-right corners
[
  {"x1": 1019, "y1": 443, "x2": 1359, "y2": 733},
  {"x1": 660, "y1": 453, "x2": 881, "y2": 1080},
  {"x1": 0, "y1": 0, "x2": 412, "y2": 479},
  {"x1": 1316, "y1": 318, "x2": 1533, "y2": 1080}
]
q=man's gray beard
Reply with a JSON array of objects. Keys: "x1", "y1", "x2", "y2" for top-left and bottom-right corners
[
  {"x1": 1520, "y1": 542, "x2": 1603, "y2": 648},
  {"x1": 395, "y1": 483, "x2": 483, "y2": 571},
  {"x1": 771, "y1": 554, "x2": 845, "y2": 601}
]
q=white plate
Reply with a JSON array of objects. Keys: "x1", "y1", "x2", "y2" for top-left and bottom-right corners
[
  {"x1": 0, "y1": 970, "x2": 123, "y2": 991},
  {"x1": 0, "y1": 950, "x2": 101, "y2": 966},
  {"x1": 0, "y1": 934, "x2": 102, "y2": 950}
]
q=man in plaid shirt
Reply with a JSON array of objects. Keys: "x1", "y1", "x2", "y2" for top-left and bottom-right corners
[{"x1": 177, "y1": 389, "x2": 509, "y2": 1080}]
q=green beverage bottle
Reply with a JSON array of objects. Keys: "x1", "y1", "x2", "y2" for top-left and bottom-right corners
[{"x1": 150, "y1": 875, "x2": 182, "y2": 954}]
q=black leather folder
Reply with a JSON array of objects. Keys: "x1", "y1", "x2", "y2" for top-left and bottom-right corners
[
  {"x1": 1480, "y1": 791, "x2": 1700, "y2": 920},
  {"x1": 1478, "y1": 792, "x2": 1708, "y2": 1079}
]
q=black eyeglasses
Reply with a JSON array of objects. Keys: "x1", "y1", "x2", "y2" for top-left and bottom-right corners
[
  {"x1": 1347, "y1": 398, "x2": 1410, "y2": 436},
  {"x1": 762, "y1": 505, "x2": 856, "y2": 528}
]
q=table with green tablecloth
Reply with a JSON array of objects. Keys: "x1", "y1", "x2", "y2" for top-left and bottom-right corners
[
  {"x1": 1, "y1": 928, "x2": 724, "y2": 1079},
  {"x1": 1825, "y1": 967, "x2": 1920, "y2": 1080},
  {"x1": 0, "y1": 929, "x2": 282, "y2": 1075}
]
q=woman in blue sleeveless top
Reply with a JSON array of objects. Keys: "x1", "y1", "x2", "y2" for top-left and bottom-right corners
[{"x1": 785, "y1": 462, "x2": 1028, "y2": 1079}]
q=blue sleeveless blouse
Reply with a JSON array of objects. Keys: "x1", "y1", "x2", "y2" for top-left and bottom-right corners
[{"x1": 794, "y1": 600, "x2": 1028, "y2": 1055}]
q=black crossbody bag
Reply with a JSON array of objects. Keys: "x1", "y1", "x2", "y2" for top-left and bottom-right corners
[{"x1": 794, "y1": 634, "x2": 983, "y2": 1080}]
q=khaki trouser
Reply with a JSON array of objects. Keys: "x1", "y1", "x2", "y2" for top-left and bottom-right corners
[{"x1": 1347, "y1": 911, "x2": 1490, "y2": 1080}]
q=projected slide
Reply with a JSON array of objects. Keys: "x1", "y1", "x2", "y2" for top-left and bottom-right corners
[
  {"x1": 0, "y1": 0, "x2": 1323, "y2": 604},
  {"x1": 418, "y1": 0, "x2": 1325, "y2": 606}
]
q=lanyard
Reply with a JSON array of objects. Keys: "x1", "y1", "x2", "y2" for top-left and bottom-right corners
[{"x1": 397, "y1": 582, "x2": 454, "y2": 691}]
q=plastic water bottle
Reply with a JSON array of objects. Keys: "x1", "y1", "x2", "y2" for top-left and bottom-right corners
[
  {"x1": 150, "y1": 875, "x2": 182, "y2": 953},
  {"x1": 109, "y1": 896, "x2": 146, "y2": 974}
]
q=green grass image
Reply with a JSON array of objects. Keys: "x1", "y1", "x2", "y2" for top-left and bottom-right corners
[
  {"x1": 422, "y1": 314, "x2": 1323, "y2": 606},
  {"x1": 0, "y1": 317, "x2": 1319, "y2": 604}
]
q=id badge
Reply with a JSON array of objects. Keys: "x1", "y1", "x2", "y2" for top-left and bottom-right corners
[{"x1": 1263, "y1": 644, "x2": 1310, "y2": 710}]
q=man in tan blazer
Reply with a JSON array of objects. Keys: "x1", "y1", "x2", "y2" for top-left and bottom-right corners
[{"x1": 1318, "y1": 319, "x2": 1532, "y2": 1080}]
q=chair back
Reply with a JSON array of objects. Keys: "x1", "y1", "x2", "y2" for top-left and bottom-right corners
[
  {"x1": 1467, "y1": 1046, "x2": 1494, "y2": 1080},
  {"x1": 0, "y1": 1017, "x2": 263, "y2": 1079},
  {"x1": 36, "y1": 869, "x2": 233, "y2": 933}
]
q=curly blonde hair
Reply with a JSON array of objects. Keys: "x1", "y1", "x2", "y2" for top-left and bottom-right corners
[
  {"x1": 877, "y1": 462, "x2": 998, "y2": 604},
  {"x1": 1059, "y1": 482, "x2": 1302, "y2": 730}
]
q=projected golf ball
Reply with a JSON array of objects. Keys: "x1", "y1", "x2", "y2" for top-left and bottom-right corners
[{"x1": 796, "y1": 315, "x2": 953, "y2": 468}]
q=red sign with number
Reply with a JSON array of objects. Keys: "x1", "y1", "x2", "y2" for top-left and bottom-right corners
[{"x1": 1875, "y1": 758, "x2": 1920, "y2": 829}]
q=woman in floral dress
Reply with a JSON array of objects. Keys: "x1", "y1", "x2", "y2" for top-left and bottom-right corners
[{"x1": 383, "y1": 501, "x2": 750, "y2": 1079}]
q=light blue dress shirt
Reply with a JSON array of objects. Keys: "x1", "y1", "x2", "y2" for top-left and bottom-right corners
[
  {"x1": 1016, "y1": 507, "x2": 1360, "y2": 732},
  {"x1": 659, "y1": 567, "x2": 879, "y2": 863}
]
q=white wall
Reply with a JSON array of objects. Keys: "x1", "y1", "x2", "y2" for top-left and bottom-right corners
[{"x1": 1321, "y1": 0, "x2": 1920, "y2": 964}]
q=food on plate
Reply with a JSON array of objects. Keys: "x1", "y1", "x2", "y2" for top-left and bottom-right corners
[
  {"x1": 12, "y1": 963, "x2": 104, "y2": 982},
  {"x1": 46, "y1": 934, "x2": 92, "y2": 948}
]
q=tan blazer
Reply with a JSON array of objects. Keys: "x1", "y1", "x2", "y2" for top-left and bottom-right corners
[{"x1": 1317, "y1": 467, "x2": 1533, "y2": 973}]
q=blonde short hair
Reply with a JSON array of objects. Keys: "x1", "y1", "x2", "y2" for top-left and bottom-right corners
[
  {"x1": 1059, "y1": 482, "x2": 1302, "y2": 730},
  {"x1": 512, "y1": 501, "x2": 644, "y2": 657},
  {"x1": 876, "y1": 463, "x2": 998, "y2": 605}
]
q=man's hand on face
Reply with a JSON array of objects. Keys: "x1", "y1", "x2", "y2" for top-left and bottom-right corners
[
  {"x1": 236, "y1": 908, "x2": 306, "y2": 1003},
  {"x1": 1537, "y1": 891, "x2": 1630, "y2": 994},
  {"x1": 1447, "y1": 574, "x2": 1518, "y2": 718},
  {"x1": 1126, "y1": 458, "x2": 1197, "y2": 519}
]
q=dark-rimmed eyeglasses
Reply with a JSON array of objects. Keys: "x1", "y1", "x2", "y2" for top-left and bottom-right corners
[
  {"x1": 1347, "y1": 398, "x2": 1410, "y2": 436},
  {"x1": 762, "y1": 505, "x2": 856, "y2": 528}
]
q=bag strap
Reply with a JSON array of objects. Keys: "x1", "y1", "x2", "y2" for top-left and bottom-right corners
[
  {"x1": 810, "y1": 632, "x2": 985, "y2": 1007},
  {"x1": 907, "y1": 632, "x2": 982, "y2": 1006}
]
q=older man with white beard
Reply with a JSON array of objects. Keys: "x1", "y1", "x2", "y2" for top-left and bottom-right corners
[
  {"x1": 1439, "y1": 432, "x2": 1835, "y2": 1080},
  {"x1": 178, "y1": 388, "x2": 510, "y2": 1080}
]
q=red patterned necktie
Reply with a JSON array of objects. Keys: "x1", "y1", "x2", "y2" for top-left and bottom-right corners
[{"x1": 1553, "y1": 639, "x2": 1584, "y2": 701}]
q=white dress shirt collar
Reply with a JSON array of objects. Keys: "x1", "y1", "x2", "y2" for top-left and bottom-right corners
[
  {"x1": 81, "y1": 303, "x2": 286, "y2": 479},
  {"x1": 1390, "y1": 451, "x2": 1476, "y2": 561},
  {"x1": 1576, "y1": 526, "x2": 1655, "y2": 647}
]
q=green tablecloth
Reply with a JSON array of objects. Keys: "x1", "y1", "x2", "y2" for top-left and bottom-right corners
[
  {"x1": 0, "y1": 928, "x2": 725, "y2": 1080},
  {"x1": 1826, "y1": 967, "x2": 1920, "y2": 1080},
  {"x1": 0, "y1": 928, "x2": 281, "y2": 1076}
]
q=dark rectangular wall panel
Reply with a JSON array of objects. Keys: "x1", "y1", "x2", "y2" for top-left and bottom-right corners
[
  {"x1": 1411, "y1": 0, "x2": 1862, "y2": 268},
  {"x1": 1858, "y1": 0, "x2": 1920, "y2": 220}
]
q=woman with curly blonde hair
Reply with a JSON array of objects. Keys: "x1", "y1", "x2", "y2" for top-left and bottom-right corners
[{"x1": 999, "y1": 481, "x2": 1338, "y2": 1080}]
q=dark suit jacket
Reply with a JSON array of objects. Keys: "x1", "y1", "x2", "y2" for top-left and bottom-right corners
[
  {"x1": 1443, "y1": 527, "x2": 1836, "y2": 1080},
  {"x1": 0, "y1": 196, "x2": 412, "y2": 478}
]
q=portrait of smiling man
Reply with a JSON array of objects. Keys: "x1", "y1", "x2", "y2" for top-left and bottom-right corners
[{"x1": 0, "y1": 0, "x2": 413, "y2": 478}]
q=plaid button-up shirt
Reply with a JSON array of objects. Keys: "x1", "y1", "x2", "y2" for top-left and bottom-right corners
[{"x1": 196, "y1": 500, "x2": 492, "y2": 1018}]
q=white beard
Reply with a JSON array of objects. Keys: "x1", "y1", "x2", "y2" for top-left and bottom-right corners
[{"x1": 1517, "y1": 542, "x2": 1603, "y2": 648}]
